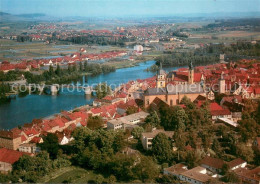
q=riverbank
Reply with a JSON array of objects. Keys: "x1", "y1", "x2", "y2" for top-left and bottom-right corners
[
  {"x1": 0, "y1": 60, "x2": 183, "y2": 129},
  {"x1": 105, "y1": 55, "x2": 158, "y2": 69},
  {"x1": 0, "y1": 61, "x2": 159, "y2": 129}
]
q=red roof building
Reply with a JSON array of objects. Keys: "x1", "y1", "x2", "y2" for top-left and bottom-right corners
[{"x1": 0, "y1": 148, "x2": 31, "y2": 172}]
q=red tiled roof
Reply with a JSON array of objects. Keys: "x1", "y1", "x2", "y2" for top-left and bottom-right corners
[
  {"x1": 0, "y1": 130, "x2": 20, "y2": 139},
  {"x1": 21, "y1": 135, "x2": 27, "y2": 142},
  {"x1": 73, "y1": 111, "x2": 88, "y2": 122},
  {"x1": 0, "y1": 148, "x2": 30, "y2": 164},
  {"x1": 254, "y1": 88, "x2": 260, "y2": 94},
  {"x1": 200, "y1": 156, "x2": 224, "y2": 169},
  {"x1": 30, "y1": 136, "x2": 42, "y2": 143},
  {"x1": 227, "y1": 158, "x2": 246, "y2": 168},
  {"x1": 23, "y1": 128, "x2": 39, "y2": 137},
  {"x1": 197, "y1": 102, "x2": 231, "y2": 116}
]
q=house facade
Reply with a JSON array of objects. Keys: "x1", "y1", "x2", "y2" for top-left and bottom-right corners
[
  {"x1": 141, "y1": 129, "x2": 174, "y2": 150},
  {"x1": 0, "y1": 148, "x2": 30, "y2": 173}
]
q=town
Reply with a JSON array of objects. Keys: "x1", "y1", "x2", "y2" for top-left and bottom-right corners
[
  {"x1": 0, "y1": 55, "x2": 260, "y2": 183},
  {"x1": 0, "y1": 0, "x2": 260, "y2": 183}
]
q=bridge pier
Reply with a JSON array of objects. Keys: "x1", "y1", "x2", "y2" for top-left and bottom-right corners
[
  {"x1": 84, "y1": 87, "x2": 92, "y2": 95},
  {"x1": 28, "y1": 85, "x2": 32, "y2": 94},
  {"x1": 51, "y1": 85, "x2": 58, "y2": 96}
]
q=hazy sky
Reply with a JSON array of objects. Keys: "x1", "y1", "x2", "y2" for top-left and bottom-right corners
[{"x1": 1, "y1": 0, "x2": 260, "y2": 17}]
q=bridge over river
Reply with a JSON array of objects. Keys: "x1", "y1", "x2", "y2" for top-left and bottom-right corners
[{"x1": 0, "y1": 61, "x2": 181, "y2": 129}]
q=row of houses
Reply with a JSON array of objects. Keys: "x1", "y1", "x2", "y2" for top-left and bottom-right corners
[
  {"x1": 164, "y1": 156, "x2": 259, "y2": 184},
  {"x1": 0, "y1": 50, "x2": 127, "y2": 73},
  {"x1": 0, "y1": 110, "x2": 88, "y2": 151}
]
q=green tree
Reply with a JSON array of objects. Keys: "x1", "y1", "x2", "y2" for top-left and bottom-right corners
[
  {"x1": 72, "y1": 64, "x2": 77, "y2": 72},
  {"x1": 111, "y1": 153, "x2": 136, "y2": 181},
  {"x1": 0, "y1": 173, "x2": 10, "y2": 183},
  {"x1": 87, "y1": 116, "x2": 104, "y2": 130},
  {"x1": 39, "y1": 133, "x2": 59, "y2": 159},
  {"x1": 152, "y1": 133, "x2": 173, "y2": 163},
  {"x1": 95, "y1": 82, "x2": 111, "y2": 99},
  {"x1": 126, "y1": 106, "x2": 138, "y2": 115},
  {"x1": 221, "y1": 163, "x2": 230, "y2": 175},
  {"x1": 55, "y1": 64, "x2": 62, "y2": 76},
  {"x1": 235, "y1": 143, "x2": 254, "y2": 162},
  {"x1": 160, "y1": 105, "x2": 188, "y2": 131},
  {"x1": 79, "y1": 62, "x2": 83, "y2": 71},
  {"x1": 133, "y1": 156, "x2": 159, "y2": 182},
  {"x1": 174, "y1": 130, "x2": 187, "y2": 151},
  {"x1": 72, "y1": 127, "x2": 93, "y2": 152},
  {"x1": 94, "y1": 174, "x2": 104, "y2": 184},
  {"x1": 212, "y1": 138, "x2": 223, "y2": 158},
  {"x1": 131, "y1": 126, "x2": 144, "y2": 139},
  {"x1": 156, "y1": 175, "x2": 178, "y2": 183},
  {"x1": 84, "y1": 61, "x2": 88, "y2": 71},
  {"x1": 68, "y1": 65, "x2": 72, "y2": 74},
  {"x1": 185, "y1": 150, "x2": 203, "y2": 169},
  {"x1": 222, "y1": 172, "x2": 240, "y2": 183},
  {"x1": 49, "y1": 65, "x2": 55, "y2": 76},
  {"x1": 180, "y1": 95, "x2": 192, "y2": 105},
  {"x1": 53, "y1": 157, "x2": 71, "y2": 169},
  {"x1": 107, "y1": 175, "x2": 117, "y2": 184},
  {"x1": 238, "y1": 118, "x2": 259, "y2": 142},
  {"x1": 12, "y1": 151, "x2": 52, "y2": 182},
  {"x1": 145, "y1": 111, "x2": 160, "y2": 128},
  {"x1": 256, "y1": 102, "x2": 260, "y2": 124},
  {"x1": 113, "y1": 130, "x2": 126, "y2": 153}
]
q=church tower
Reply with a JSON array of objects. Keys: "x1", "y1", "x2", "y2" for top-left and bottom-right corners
[
  {"x1": 219, "y1": 72, "x2": 225, "y2": 94},
  {"x1": 188, "y1": 61, "x2": 194, "y2": 84},
  {"x1": 156, "y1": 62, "x2": 166, "y2": 88}
]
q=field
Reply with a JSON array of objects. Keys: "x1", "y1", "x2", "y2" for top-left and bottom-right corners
[
  {"x1": 38, "y1": 167, "x2": 104, "y2": 183},
  {"x1": 0, "y1": 39, "x2": 125, "y2": 62},
  {"x1": 186, "y1": 30, "x2": 260, "y2": 44}
]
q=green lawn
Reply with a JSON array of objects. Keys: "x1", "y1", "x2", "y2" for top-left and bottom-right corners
[{"x1": 38, "y1": 166, "x2": 102, "y2": 183}]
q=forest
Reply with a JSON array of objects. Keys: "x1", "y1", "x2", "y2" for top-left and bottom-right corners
[{"x1": 155, "y1": 41, "x2": 260, "y2": 67}]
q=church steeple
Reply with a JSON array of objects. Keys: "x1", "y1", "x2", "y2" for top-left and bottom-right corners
[
  {"x1": 189, "y1": 60, "x2": 194, "y2": 70},
  {"x1": 188, "y1": 61, "x2": 194, "y2": 84},
  {"x1": 156, "y1": 62, "x2": 166, "y2": 88},
  {"x1": 219, "y1": 71, "x2": 225, "y2": 94}
]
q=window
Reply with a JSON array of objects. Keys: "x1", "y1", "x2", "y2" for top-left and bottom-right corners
[{"x1": 170, "y1": 99, "x2": 173, "y2": 106}]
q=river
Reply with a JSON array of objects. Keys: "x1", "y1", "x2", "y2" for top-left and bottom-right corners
[{"x1": 0, "y1": 61, "x2": 181, "y2": 129}]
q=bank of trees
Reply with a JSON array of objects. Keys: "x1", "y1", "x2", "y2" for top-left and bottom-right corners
[
  {"x1": 95, "y1": 82, "x2": 111, "y2": 99},
  {"x1": 0, "y1": 71, "x2": 21, "y2": 81},
  {"x1": 65, "y1": 35, "x2": 131, "y2": 47},
  {"x1": 142, "y1": 96, "x2": 259, "y2": 170},
  {"x1": 0, "y1": 83, "x2": 11, "y2": 104},
  {"x1": 70, "y1": 127, "x2": 159, "y2": 182},
  {"x1": 155, "y1": 52, "x2": 219, "y2": 67},
  {"x1": 0, "y1": 150, "x2": 71, "y2": 183},
  {"x1": 155, "y1": 41, "x2": 260, "y2": 67},
  {"x1": 24, "y1": 62, "x2": 115, "y2": 85}
]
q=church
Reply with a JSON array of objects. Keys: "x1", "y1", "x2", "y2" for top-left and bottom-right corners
[
  {"x1": 144, "y1": 62, "x2": 206, "y2": 108},
  {"x1": 167, "y1": 63, "x2": 205, "y2": 85}
]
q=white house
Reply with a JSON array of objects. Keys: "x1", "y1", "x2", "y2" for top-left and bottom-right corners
[
  {"x1": 18, "y1": 143, "x2": 40, "y2": 154},
  {"x1": 141, "y1": 129, "x2": 174, "y2": 150},
  {"x1": 107, "y1": 111, "x2": 149, "y2": 130}
]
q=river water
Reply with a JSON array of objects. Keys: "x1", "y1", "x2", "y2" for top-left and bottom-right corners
[{"x1": 0, "y1": 61, "x2": 180, "y2": 129}]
